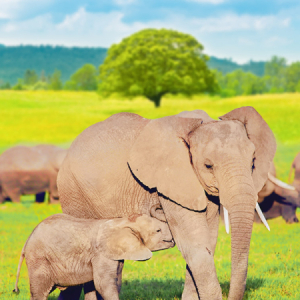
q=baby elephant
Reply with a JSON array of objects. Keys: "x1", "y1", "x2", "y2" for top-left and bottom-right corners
[{"x1": 13, "y1": 213, "x2": 174, "y2": 300}]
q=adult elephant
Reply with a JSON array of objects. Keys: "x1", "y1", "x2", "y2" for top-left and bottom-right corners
[
  {"x1": 0, "y1": 144, "x2": 67, "y2": 203},
  {"x1": 57, "y1": 107, "x2": 276, "y2": 300},
  {"x1": 255, "y1": 162, "x2": 300, "y2": 223}
]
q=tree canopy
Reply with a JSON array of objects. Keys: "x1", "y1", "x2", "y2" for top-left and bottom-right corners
[{"x1": 99, "y1": 29, "x2": 218, "y2": 107}]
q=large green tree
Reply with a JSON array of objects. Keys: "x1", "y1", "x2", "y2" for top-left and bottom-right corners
[{"x1": 99, "y1": 29, "x2": 218, "y2": 107}]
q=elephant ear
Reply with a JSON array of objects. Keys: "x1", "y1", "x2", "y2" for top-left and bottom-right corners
[
  {"x1": 98, "y1": 226, "x2": 152, "y2": 261},
  {"x1": 219, "y1": 106, "x2": 276, "y2": 193},
  {"x1": 128, "y1": 115, "x2": 207, "y2": 211}
]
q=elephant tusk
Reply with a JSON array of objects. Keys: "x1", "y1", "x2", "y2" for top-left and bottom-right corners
[
  {"x1": 223, "y1": 207, "x2": 230, "y2": 234},
  {"x1": 256, "y1": 202, "x2": 270, "y2": 231},
  {"x1": 268, "y1": 173, "x2": 296, "y2": 191}
]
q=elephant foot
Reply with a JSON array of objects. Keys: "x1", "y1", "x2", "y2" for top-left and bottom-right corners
[
  {"x1": 35, "y1": 192, "x2": 46, "y2": 203},
  {"x1": 286, "y1": 216, "x2": 299, "y2": 224}
]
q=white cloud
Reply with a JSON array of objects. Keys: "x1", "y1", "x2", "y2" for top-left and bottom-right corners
[
  {"x1": 0, "y1": 0, "x2": 23, "y2": 19},
  {"x1": 187, "y1": 0, "x2": 225, "y2": 4},
  {"x1": 0, "y1": 8, "x2": 150, "y2": 46},
  {"x1": 188, "y1": 13, "x2": 291, "y2": 32},
  {"x1": 0, "y1": 0, "x2": 53, "y2": 20},
  {"x1": 0, "y1": 7, "x2": 293, "y2": 59},
  {"x1": 57, "y1": 7, "x2": 87, "y2": 30}
]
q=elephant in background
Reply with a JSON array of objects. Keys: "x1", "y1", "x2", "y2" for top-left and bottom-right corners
[
  {"x1": 57, "y1": 107, "x2": 276, "y2": 300},
  {"x1": 0, "y1": 144, "x2": 67, "y2": 203},
  {"x1": 289, "y1": 151, "x2": 300, "y2": 190},
  {"x1": 254, "y1": 162, "x2": 300, "y2": 224}
]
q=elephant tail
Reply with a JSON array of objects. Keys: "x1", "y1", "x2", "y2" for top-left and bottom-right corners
[{"x1": 13, "y1": 245, "x2": 26, "y2": 294}]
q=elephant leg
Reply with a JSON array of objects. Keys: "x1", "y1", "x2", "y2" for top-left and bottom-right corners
[
  {"x1": 49, "y1": 193, "x2": 60, "y2": 204},
  {"x1": 7, "y1": 190, "x2": 21, "y2": 202},
  {"x1": 28, "y1": 272, "x2": 54, "y2": 300},
  {"x1": 282, "y1": 204, "x2": 299, "y2": 223},
  {"x1": 84, "y1": 281, "x2": 104, "y2": 300},
  {"x1": 182, "y1": 266, "x2": 199, "y2": 300},
  {"x1": 160, "y1": 197, "x2": 222, "y2": 300},
  {"x1": 35, "y1": 192, "x2": 46, "y2": 203},
  {"x1": 0, "y1": 188, "x2": 5, "y2": 203},
  {"x1": 92, "y1": 255, "x2": 120, "y2": 300},
  {"x1": 49, "y1": 176, "x2": 60, "y2": 203},
  {"x1": 116, "y1": 260, "x2": 124, "y2": 294},
  {"x1": 57, "y1": 285, "x2": 83, "y2": 300},
  {"x1": 181, "y1": 200, "x2": 220, "y2": 300},
  {"x1": 84, "y1": 291, "x2": 98, "y2": 300},
  {"x1": 84, "y1": 260, "x2": 123, "y2": 300}
]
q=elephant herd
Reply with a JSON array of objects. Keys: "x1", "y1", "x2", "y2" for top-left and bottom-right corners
[{"x1": 2, "y1": 107, "x2": 300, "y2": 300}]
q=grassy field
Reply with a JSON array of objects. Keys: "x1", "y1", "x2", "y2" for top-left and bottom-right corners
[{"x1": 0, "y1": 91, "x2": 300, "y2": 299}]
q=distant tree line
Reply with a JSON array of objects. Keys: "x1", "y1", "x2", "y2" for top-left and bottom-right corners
[
  {"x1": 0, "y1": 64, "x2": 98, "y2": 91},
  {"x1": 0, "y1": 45, "x2": 107, "y2": 84},
  {"x1": 3, "y1": 55, "x2": 300, "y2": 100},
  {"x1": 215, "y1": 56, "x2": 300, "y2": 97}
]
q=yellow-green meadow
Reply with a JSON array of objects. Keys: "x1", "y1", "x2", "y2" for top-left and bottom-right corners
[{"x1": 0, "y1": 91, "x2": 299, "y2": 299}]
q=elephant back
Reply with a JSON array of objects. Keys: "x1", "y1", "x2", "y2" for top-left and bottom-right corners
[
  {"x1": 58, "y1": 113, "x2": 151, "y2": 219},
  {"x1": 0, "y1": 146, "x2": 47, "y2": 172},
  {"x1": 35, "y1": 144, "x2": 67, "y2": 171}
]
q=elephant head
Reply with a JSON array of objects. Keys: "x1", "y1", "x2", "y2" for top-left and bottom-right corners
[
  {"x1": 98, "y1": 214, "x2": 174, "y2": 261},
  {"x1": 260, "y1": 173, "x2": 300, "y2": 224},
  {"x1": 128, "y1": 106, "x2": 276, "y2": 299}
]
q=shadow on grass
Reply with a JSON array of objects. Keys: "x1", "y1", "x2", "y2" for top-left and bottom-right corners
[
  {"x1": 120, "y1": 279, "x2": 184, "y2": 300},
  {"x1": 46, "y1": 279, "x2": 183, "y2": 300},
  {"x1": 35, "y1": 277, "x2": 265, "y2": 300},
  {"x1": 220, "y1": 277, "x2": 265, "y2": 299}
]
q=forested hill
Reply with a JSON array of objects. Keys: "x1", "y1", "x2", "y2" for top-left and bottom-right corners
[
  {"x1": 208, "y1": 57, "x2": 265, "y2": 77},
  {"x1": 0, "y1": 45, "x2": 107, "y2": 84},
  {"x1": 0, "y1": 45, "x2": 265, "y2": 84}
]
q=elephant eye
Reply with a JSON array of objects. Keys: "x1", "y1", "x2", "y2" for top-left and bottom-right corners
[
  {"x1": 156, "y1": 229, "x2": 161, "y2": 232},
  {"x1": 252, "y1": 157, "x2": 256, "y2": 173},
  {"x1": 205, "y1": 164, "x2": 213, "y2": 170}
]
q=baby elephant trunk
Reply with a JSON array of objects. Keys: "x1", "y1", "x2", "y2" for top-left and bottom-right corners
[{"x1": 151, "y1": 219, "x2": 175, "y2": 251}]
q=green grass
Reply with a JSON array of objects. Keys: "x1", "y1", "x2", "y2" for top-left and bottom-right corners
[{"x1": 0, "y1": 91, "x2": 300, "y2": 299}]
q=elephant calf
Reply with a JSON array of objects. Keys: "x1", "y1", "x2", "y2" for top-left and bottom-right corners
[{"x1": 13, "y1": 213, "x2": 174, "y2": 300}]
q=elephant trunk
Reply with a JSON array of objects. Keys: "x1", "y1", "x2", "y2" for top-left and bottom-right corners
[
  {"x1": 218, "y1": 168, "x2": 256, "y2": 300},
  {"x1": 228, "y1": 201, "x2": 255, "y2": 299}
]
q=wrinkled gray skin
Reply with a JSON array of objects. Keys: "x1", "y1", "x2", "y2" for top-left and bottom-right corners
[
  {"x1": 0, "y1": 145, "x2": 67, "y2": 203},
  {"x1": 289, "y1": 152, "x2": 300, "y2": 190},
  {"x1": 255, "y1": 162, "x2": 300, "y2": 224},
  {"x1": 58, "y1": 107, "x2": 276, "y2": 300},
  {"x1": 13, "y1": 213, "x2": 174, "y2": 300}
]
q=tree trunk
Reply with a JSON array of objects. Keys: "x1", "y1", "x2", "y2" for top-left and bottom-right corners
[{"x1": 148, "y1": 93, "x2": 164, "y2": 107}]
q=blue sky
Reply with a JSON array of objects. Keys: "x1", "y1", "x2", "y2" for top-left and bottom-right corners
[{"x1": 0, "y1": 0, "x2": 299, "y2": 63}]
